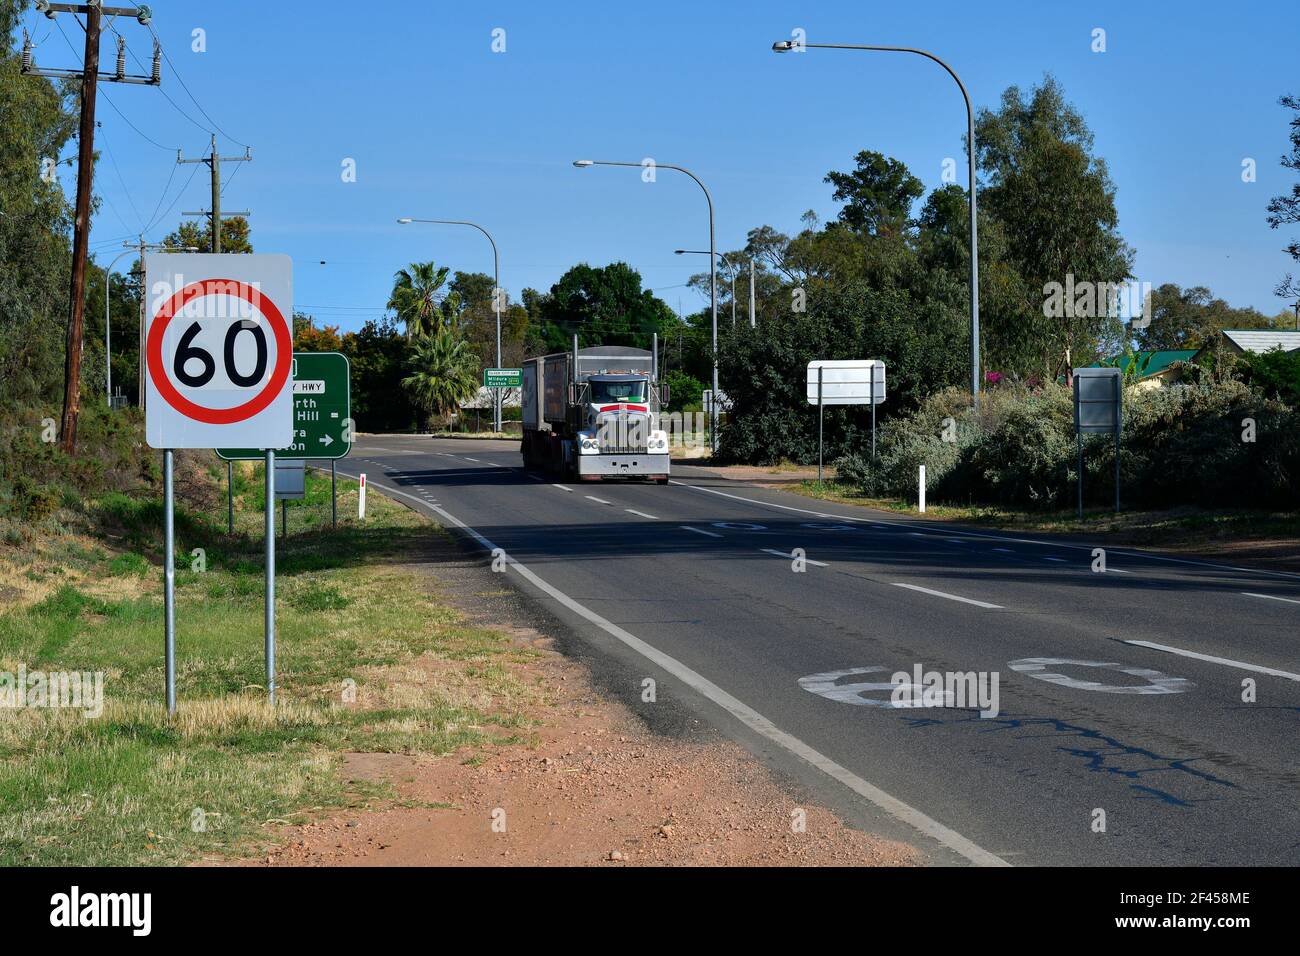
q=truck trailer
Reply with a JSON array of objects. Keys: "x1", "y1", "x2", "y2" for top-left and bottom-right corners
[{"x1": 520, "y1": 341, "x2": 670, "y2": 482}]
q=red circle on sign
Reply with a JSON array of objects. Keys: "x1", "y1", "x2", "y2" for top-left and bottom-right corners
[{"x1": 146, "y1": 278, "x2": 292, "y2": 425}]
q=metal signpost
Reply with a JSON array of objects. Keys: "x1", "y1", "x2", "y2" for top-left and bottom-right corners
[
  {"x1": 1073, "y1": 367, "x2": 1122, "y2": 520},
  {"x1": 218, "y1": 352, "x2": 351, "y2": 528},
  {"x1": 144, "y1": 253, "x2": 294, "y2": 712},
  {"x1": 807, "y1": 360, "x2": 887, "y2": 480}
]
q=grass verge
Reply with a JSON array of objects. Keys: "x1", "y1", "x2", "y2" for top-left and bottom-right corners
[{"x1": 0, "y1": 455, "x2": 539, "y2": 866}]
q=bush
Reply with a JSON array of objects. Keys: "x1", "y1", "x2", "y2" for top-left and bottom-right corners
[{"x1": 831, "y1": 378, "x2": 1300, "y2": 511}]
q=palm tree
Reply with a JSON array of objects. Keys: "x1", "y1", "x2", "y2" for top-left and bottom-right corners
[
  {"x1": 388, "y1": 261, "x2": 452, "y2": 338},
  {"x1": 401, "y1": 329, "x2": 481, "y2": 431}
]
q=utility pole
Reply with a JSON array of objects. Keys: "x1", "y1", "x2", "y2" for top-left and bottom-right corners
[
  {"x1": 22, "y1": 2, "x2": 159, "y2": 453},
  {"x1": 179, "y1": 135, "x2": 252, "y2": 252}
]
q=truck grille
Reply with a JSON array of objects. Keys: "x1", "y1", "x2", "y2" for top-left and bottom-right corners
[{"x1": 596, "y1": 413, "x2": 650, "y2": 453}]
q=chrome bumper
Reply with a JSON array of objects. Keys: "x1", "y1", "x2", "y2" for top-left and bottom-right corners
[{"x1": 577, "y1": 453, "x2": 670, "y2": 477}]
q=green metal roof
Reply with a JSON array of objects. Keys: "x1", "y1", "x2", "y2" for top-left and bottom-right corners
[{"x1": 1090, "y1": 350, "x2": 1198, "y2": 378}]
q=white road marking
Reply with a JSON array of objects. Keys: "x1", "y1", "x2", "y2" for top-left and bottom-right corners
[
  {"x1": 761, "y1": 548, "x2": 828, "y2": 567},
  {"x1": 356, "y1": 475, "x2": 1007, "y2": 867},
  {"x1": 992, "y1": 548, "x2": 1014, "y2": 553},
  {"x1": 625, "y1": 509, "x2": 659, "y2": 520},
  {"x1": 891, "y1": 583, "x2": 1003, "y2": 609},
  {"x1": 1122, "y1": 639, "x2": 1300, "y2": 682},
  {"x1": 1008, "y1": 658, "x2": 1194, "y2": 694},
  {"x1": 1042, "y1": 556, "x2": 1067, "y2": 563},
  {"x1": 669, "y1": 478, "x2": 1300, "y2": 581},
  {"x1": 462, "y1": 457, "x2": 481, "y2": 462},
  {"x1": 585, "y1": 495, "x2": 612, "y2": 505},
  {"x1": 553, "y1": 484, "x2": 573, "y2": 492},
  {"x1": 1242, "y1": 591, "x2": 1300, "y2": 606},
  {"x1": 681, "y1": 525, "x2": 722, "y2": 538}
]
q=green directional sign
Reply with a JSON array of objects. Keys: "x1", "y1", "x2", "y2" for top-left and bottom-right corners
[
  {"x1": 217, "y1": 352, "x2": 351, "y2": 461},
  {"x1": 484, "y1": 367, "x2": 522, "y2": 388}
]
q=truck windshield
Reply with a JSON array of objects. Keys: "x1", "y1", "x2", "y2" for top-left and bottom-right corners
[{"x1": 590, "y1": 380, "x2": 647, "y2": 404}]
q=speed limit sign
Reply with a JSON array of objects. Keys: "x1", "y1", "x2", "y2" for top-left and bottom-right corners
[{"x1": 144, "y1": 253, "x2": 294, "y2": 448}]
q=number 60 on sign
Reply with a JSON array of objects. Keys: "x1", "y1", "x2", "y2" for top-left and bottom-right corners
[{"x1": 143, "y1": 253, "x2": 294, "y2": 449}]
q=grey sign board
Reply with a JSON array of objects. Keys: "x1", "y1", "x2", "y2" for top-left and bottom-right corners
[
  {"x1": 274, "y1": 458, "x2": 306, "y2": 501},
  {"x1": 1074, "y1": 367, "x2": 1121, "y2": 434}
]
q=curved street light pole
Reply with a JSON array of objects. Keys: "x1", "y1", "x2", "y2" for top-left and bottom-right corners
[
  {"x1": 397, "y1": 217, "x2": 502, "y2": 431},
  {"x1": 773, "y1": 40, "x2": 980, "y2": 406},
  {"x1": 574, "y1": 160, "x2": 718, "y2": 451}
]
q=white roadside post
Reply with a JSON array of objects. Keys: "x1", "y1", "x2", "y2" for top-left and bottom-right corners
[
  {"x1": 144, "y1": 253, "x2": 294, "y2": 712},
  {"x1": 358, "y1": 473, "x2": 367, "y2": 519},
  {"x1": 919, "y1": 465, "x2": 927, "y2": 513}
]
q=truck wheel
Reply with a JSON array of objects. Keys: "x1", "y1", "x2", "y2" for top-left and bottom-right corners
[{"x1": 656, "y1": 478, "x2": 669, "y2": 485}]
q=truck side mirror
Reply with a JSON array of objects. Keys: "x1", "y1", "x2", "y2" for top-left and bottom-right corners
[
  {"x1": 568, "y1": 383, "x2": 577, "y2": 405},
  {"x1": 660, "y1": 384, "x2": 671, "y2": 406}
]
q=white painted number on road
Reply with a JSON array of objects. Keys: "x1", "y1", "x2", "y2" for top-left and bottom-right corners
[
  {"x1": 798, "y1": 667, "x2": 939, "y2": 709},
  {"x1": 1007, "y1": 658, "x2": 1194, "y2": 695}
]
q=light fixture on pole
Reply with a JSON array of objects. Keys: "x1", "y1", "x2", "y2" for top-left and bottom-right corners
[
  {"x1": 675, "y1": 248, "x2": 736, "y2": 327},
  {"x1": 397, "y1": 216, "x2": 503, "y2": 432},
  {"x1": 772, "y1": 39, "x2": 980, "y2": 406},
  {"x1": 576, "y1": 159, "x2": 719, "y2": 451}
]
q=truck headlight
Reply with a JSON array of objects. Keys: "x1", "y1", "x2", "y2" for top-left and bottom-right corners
[
  {"x1": 579, "y1": 432, "x2": 599, "y2": 453},
  {"x1": 648, "y1": 431, "x2": 668, "y2": 452}
]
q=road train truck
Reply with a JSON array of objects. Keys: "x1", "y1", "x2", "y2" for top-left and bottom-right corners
[{"x1": 520, "y1": 339, "x2": 670, "y2": 482}]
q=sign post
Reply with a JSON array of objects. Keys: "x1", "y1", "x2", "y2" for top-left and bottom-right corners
[
  {"x1": 144, "y1": 253, "x2": 294, "y2": 711},
  {"x1": 1073, "y1": 367, "x2": 1122, "y2": 519},
  {"x1": 807, "y1": 360, "x2": 887, "y2": 478}
]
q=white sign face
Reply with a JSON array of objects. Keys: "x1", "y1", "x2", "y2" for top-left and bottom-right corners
[
  {"x1": 807, "y1": 360, "x2": 886, "y2": 406},
  {"x1": 144, "y1": 253, "x2": 294, "y2": 449}
]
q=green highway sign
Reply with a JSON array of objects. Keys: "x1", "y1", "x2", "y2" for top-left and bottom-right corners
[
  {"x1": 217, "y1": 352, "x2": 352, "y2": 461},
  {"x1": 484, "y1": 367, "x2": 522, "y2": 388}
]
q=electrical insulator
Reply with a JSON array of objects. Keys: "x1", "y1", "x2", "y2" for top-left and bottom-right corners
[
  {"x1": 151, "y1": 41, "x2": 161, "y2": 84},
  {"x1": 21, "y1": 30, "x2": 32, "y2": 72},
  {"x1": 115, "y1": 36, "x2": 126, "y2": 81}
]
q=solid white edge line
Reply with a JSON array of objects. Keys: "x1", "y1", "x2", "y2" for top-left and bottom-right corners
[
  {"x1": 1123, "y1": 639, "x2": 1300, "y2": 682},
  {"x1": 1242, "y1": 591, "x2": 1300, "y2": 606},
  {"x1": 625, "y1": 509, "x2": 659, "y2": 520},
  {"x1": 760, "y1": 548, "x2": 828, "y2": 567},
  {"x1": 359, "y1": 474, "x2": 1009, "y2": 867},
  {"x1": 668, "y1": 478, "x2": 1300, "y2": 581},
  {"x1": 891, "y1": 582, "x2": 1003, "y2": 609},
  {"x1": 681, "y1": 525, "x2": 722, "y2": 538}
]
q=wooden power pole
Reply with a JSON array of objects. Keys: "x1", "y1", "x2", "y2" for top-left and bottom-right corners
[{"x1": 21, "y1": 2, "x2": 159, "y2": 454}]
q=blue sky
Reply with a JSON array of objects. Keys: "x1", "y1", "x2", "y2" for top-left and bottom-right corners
[{"x1": 19, "y1": 0, "x2": 1299, "y2": 330}]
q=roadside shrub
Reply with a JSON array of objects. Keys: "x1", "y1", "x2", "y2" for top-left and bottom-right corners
[{"x1": 830, "y1": 377, "x2": 1298, "y2": 511}]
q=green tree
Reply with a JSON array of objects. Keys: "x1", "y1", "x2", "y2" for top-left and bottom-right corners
[
  {"x1": 538, "y1": 262, "x2": 674, "y2": 352},
  {"x1": 976, "y1": 75, "x2": 1133, "y2": 380},
  {"x1": 824, "y1": 150, "x2": 924, "y2": 238},
  {"x1": 340, "y1": 315, "x2": 416, "y2": 431},
  {"x1": 162, "y1": 216, "x2": 252, "y2": 254},
  {"x1": 401, "y1": 329, "x2": 480, "y2": 430},
  {"x1": 387, "y1": 261, "x2": 452, "y2": 338},
  {"x1": 1267, "y1": 94, "x2": 1300, "y2": 303},
  {"x1": 1135, "y1": 284, "x2": 1275, "y2": 350},
  {"x1": 0, "y1": 0, "x2": 77, "y2": 406}
]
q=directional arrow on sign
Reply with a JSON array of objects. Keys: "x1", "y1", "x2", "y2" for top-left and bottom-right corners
[{"x1": 321, "y1": 434, "x2": 333, "y2": 446}]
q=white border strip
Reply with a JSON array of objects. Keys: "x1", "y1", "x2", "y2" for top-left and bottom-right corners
[{"x1": 1123, "y1": 639, "x2": 1300, "y2": 682}]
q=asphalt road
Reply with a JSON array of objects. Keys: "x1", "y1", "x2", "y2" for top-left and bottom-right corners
[{"x1": 335, "y1": 435, "x2": 1300, "y2": 866}]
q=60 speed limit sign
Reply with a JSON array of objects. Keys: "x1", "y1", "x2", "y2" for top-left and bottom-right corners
[{"x1": 144, "y1": 253, "x2": 294, "y2": 448}]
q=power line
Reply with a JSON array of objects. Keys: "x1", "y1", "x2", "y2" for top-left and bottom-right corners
[{"x1": 145, "y1": 23, "x2": 249, "y2": 149}]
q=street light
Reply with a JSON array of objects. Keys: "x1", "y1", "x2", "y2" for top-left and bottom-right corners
[
  {"x1": 675, "y1": 249, "x2": 736, "y2": 328},
  {"x1": 103, "y1": 240, "x2": 197, "y2": 408},
  {"x1": 575, "y1": 159, "x2": 719, "y2": 451},
  {"x1": 397, "y1": 216, "x2": 503, "y2": 432},
  {"x1": 772, "y1": 39, "x2": 981, "y2": 406}
]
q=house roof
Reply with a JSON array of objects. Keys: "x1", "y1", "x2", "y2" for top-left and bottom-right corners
[
  {"x1": 1090, "y1": 350, "x2": 1198, "y2": 378},
  {"x1": 1221, "y1": 329, "x2": 1300, "y2": 353}
]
